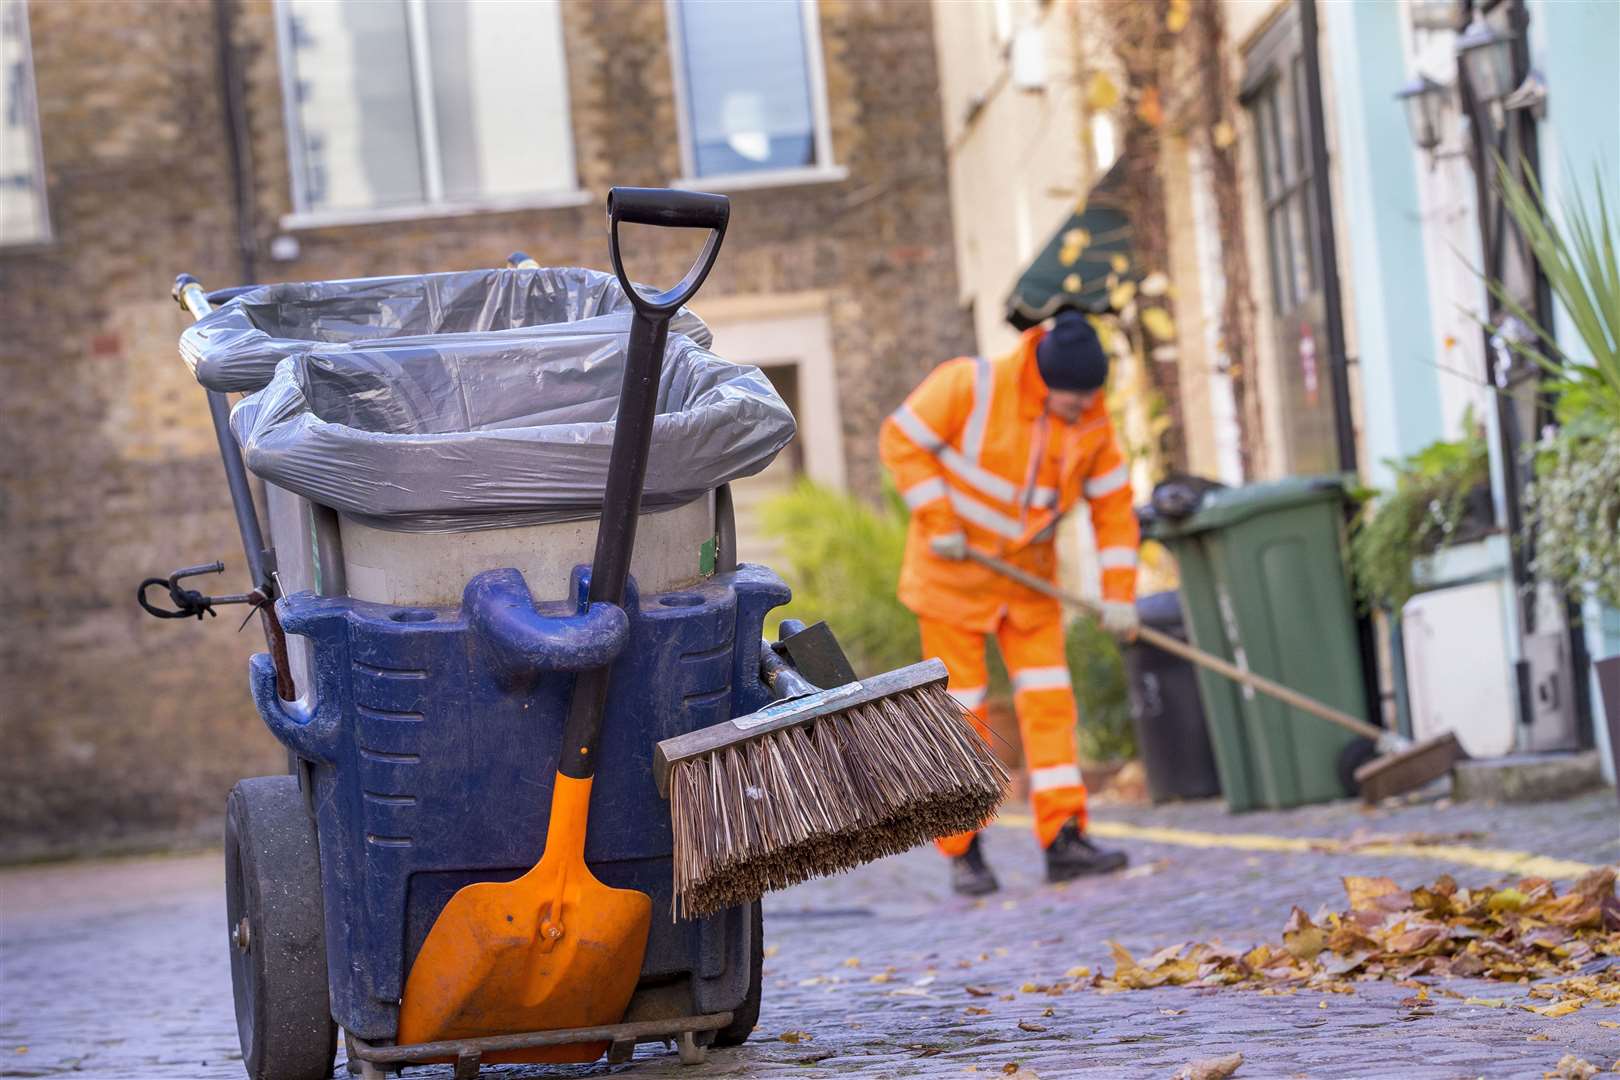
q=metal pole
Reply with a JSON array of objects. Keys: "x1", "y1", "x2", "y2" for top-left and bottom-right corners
[{"x1": 1296, "y1": 0, "x2": 1357, "y2": 477}]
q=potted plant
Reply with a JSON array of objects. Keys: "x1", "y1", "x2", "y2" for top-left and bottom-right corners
[
  {"x1": 1489, "y1": 164, "x2": 1620, "y2": 791},
  {"x1": 1349, "y1": 415, "x2": 1493, "y2": 612}
]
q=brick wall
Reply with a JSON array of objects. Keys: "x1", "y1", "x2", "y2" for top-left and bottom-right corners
[{"x1": 0, "y1": 0, "x2": 972, "y2": 859}]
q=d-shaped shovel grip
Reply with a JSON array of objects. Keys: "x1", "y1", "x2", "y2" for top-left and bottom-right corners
[
  {"x1": 606, "y1": 187, "x2": 729, "y2": 316},
  {"x1": 557, "y1": 188, "x2": 731, "y2": 781}
]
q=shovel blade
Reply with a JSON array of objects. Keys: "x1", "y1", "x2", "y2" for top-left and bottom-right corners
[{"x1": 397, "y1": 778, "x2": 652, "y2": 1064}]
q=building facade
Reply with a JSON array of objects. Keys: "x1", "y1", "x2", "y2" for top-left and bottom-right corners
[
  {"x1": 932, "y1": 0, "x2": 1616, "y2": 783},
  {"x1": 0, "y1": 0, "x2": 974, "y2": 857}
]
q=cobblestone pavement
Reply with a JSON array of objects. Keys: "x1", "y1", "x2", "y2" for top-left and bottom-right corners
[{"x1": 3, "y1": 791, "x2": 1616, "y2": 1080}]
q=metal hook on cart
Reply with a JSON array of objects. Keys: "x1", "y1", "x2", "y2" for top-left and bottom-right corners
[{"x1": 137, "y1": 561, "x2": 267, "y2": 621}]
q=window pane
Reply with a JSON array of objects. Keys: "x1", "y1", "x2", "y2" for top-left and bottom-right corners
[
  {"x1": 0, "y1": 0, "x2": 49, "y2": 245},
  {"x1": 283, "y1": 0, "x2": 424, "y2": 212},
  {"x1": 426, "y1": 0, "x2": 576, "y2": 200},
  {"x1": 675, "y1": 0, "x2": 817, "y2": 178}
]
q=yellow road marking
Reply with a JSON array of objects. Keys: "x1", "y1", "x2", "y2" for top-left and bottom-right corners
[{"x1": 991, "y1": 813, "x2": 1601, "y2": 881}]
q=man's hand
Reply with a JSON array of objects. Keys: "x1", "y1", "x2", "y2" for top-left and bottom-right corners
[
  {"x1": 1099, "y1": 600, "x2": 1140, "y2": 643},
  {"x1": 929, "y1": 532, "x2": 968, "y2": 560}
]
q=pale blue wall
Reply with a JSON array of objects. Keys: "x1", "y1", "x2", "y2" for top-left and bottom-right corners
[
  {"x1": 1530, "y1": 0, "x2": 1620, "y2": 365},
  {"x1": 1323, "y1": 0, "x2": 1446, "y2": 489},
  {"x1": 1531, "y1": 0, "x2": 1620, "y2": 779}
]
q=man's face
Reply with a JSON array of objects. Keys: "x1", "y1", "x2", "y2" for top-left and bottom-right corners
[{"x1": 1045, "y1": 388, "x2": 1098, "y2": 424}]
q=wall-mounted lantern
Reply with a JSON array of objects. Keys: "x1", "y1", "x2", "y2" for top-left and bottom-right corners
[
  {"x1": 1395, "y1": 75, "x2": 1449, "y2": 153},
  {"x1": 1455, "y1": 16, "x2": 1516, "y2": 103}
]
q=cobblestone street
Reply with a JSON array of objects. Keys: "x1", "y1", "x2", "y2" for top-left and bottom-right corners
[{"x1": 3, "y1": 792, "x2": 1616, "y2": 1080}]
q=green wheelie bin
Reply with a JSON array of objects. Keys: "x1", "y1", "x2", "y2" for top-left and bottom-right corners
[{"x1": 1141, "y1": 476, "x2": 1368, "y2": 811}]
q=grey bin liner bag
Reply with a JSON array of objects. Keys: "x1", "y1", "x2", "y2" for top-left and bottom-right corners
[
  {"x1": 181, "y1": 266, "x2": 711, "y2": 393},
  {"x1": 230, "y1": 324, "x2": 796, "y2": 532}
]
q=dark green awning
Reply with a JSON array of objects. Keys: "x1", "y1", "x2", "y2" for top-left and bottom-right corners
[{"x1": 1005, "y1": 158, "x2": 1136, "y2": 331}]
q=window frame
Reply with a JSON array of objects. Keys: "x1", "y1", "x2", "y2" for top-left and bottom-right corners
[
  {"x1": 664, "y1": 0, "x2": 846, "y2": 192},
  {"x1": 1, "y1": 0, "x2": 52, "y2": 249},
  {"x1": 272, "y1": 0, "x2": 588, "y2": 230}
]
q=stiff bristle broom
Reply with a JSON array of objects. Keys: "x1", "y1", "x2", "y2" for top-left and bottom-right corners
[{"x1": 654, "y1": 650, "x2": 1009, "y2": 919}]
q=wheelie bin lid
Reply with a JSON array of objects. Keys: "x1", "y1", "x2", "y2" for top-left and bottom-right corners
[{"x1": 1141, "y1": 475, "x2": 1350, "y2": 539}]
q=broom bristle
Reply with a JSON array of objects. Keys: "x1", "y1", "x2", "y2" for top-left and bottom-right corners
[{"x1": 669, "y1": 682, "x2": 1009, "y2": 919}]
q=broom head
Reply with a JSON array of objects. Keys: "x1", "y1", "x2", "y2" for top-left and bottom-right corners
[{"x1": 655, "y1": 659, "x2": 1009, "y2": 919}]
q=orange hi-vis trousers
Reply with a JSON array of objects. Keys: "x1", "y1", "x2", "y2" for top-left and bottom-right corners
[{"x1": 920, "y1": 614, "x2": 1087, "y2": 858}]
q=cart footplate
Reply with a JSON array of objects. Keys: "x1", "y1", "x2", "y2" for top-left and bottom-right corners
[{"x1": 345, "y1": 1012, "x2": 733, "y2": 1077}]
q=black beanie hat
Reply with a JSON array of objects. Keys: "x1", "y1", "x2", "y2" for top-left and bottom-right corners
[{"x1": 1036, "y1": 311, "x2": 1109, "y2": 392}]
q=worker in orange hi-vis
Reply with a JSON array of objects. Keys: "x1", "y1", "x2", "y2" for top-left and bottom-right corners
[{"x1": 879, "y1": 310, "x2": 1138, "y2": 896}]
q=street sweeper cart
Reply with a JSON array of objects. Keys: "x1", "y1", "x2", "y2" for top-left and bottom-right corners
[{"x1": 139, "y1": 188, "x2": 1005, "y2": 1079}]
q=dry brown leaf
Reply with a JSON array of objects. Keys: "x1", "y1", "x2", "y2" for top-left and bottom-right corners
[
  {"x1": 1018, "y1": 1020, "x2": 1047, "y2": 1032},
  {"x1": 965, "y1": 985, "x2": 995, "y2": 997},
  {"x1": 964, "y1": 1006, "x2": 991, "y2": 1016},
  {"x1": 1547, "y1": 1054, "x2": 1599, "y2": 1080},
  {"x1": 1066, "y1": 966, "x2": 1091, "y2": 979},
  {"x1": 1172, "y1": 1052, "x2": 1243, "y2": 1080},
  {"x1": 779, "y1": 1030, "x2": 812, "y2": 1044},
  {"x1": 1042, "y1": 1006, "x2": 1055, "y2": 1017}
]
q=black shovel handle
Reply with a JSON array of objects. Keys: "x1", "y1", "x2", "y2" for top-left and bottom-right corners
[{"x1": 558, "y1": 187, "x2": 730, "y2": 781}]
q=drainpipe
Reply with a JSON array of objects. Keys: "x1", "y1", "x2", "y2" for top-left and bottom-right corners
[
  {"x1": 213, "y1": 0, "x2": 257, "y2": 286},
  {"x1": 1297, "y1": 0, "x2": 1384, "y2": 728}
]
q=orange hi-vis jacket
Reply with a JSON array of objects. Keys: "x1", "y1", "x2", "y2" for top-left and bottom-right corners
[{"x1": 879, "y1": 327, "x2": 1140, "y2": 633}]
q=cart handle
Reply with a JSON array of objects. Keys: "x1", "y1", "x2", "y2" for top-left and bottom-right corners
[{"x1": 605, "y1": 187, "x2": 729, "y2": 316}]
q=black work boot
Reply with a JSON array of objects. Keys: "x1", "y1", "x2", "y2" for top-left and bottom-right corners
[
  {"x1": 1044, "y1": 820, "x2": 1128, "y2": 882},
  {"x1": 950, "y1": 834, "x2": 1000, "y2": 896}
]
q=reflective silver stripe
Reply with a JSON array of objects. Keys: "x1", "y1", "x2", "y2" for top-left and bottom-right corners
[
  {"x1": 1029, "y1": 763, "x2": 1083, "y2": 792},
  {"x1": 960, "y1": 355, "x2": 992, "y2": 463},
  {"x1": 902, "y1": 477, "x2": 948, "y2": 510},
  {"x1": 890, "y1": 404, "x2": 944, "y2": 451},
  {"x1": 1032, "y1": 485, "x2": 1057, "y2": 508},
  {"x1": 893, "y1": 397, "x2": 1019, "y2": 506},
  {"x1": 1011, "y1": 666, "x2": 1072, "y2": 693},
  {"x1": 947, "y1": 685, "x2": 988, "y2": 710},
  {"x1": 940, "y1": 446, "x2": 1020, "y2": 503},
  {"x1": 948, "y1": 488, "x2": 1022, "y2": 540},
  {"x1": 1084, "y1": 462, "x2": 1130, "y2": 500},
  {"x1": 1098, "y1": 546, "x2": 1139, "y2": 570}
]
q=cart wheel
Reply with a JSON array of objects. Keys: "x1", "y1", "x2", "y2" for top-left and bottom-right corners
[
  {"x1": 226, "y1": 776, "x2": 337, "y2": 1080},
  {"x1": 1337, "y1": 736, "x2": 1380, "y2": 796},
  {"x1": 711, "y1": 900, "x2": 763, "y2": 1047}
]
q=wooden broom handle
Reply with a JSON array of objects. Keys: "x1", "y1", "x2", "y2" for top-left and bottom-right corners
[{"x1": 964, "y1": 549, "x2": 1385, "y2": 743}]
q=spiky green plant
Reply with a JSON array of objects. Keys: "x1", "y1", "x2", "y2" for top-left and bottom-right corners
[
  {"x1": 1487, "y1": 163, "x2": 1620, "y2": 606},
  {"x1": 1487, "y1": 163, "x2": 1619, "y2": 432}
]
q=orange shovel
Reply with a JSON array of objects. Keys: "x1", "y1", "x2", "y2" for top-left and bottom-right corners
[{"x1": 397, "y1": 188, "x2": 732, "y2": 1063}]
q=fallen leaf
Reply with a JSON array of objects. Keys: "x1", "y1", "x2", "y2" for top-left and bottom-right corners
[
  {"x1": 1463, "y1": 996, "x2": 1508, "y2": 1008},
  {"x1": 1530, "y1": 998, "x2": 1585, "y2": 1018},
  {"x1": 1599, "y1": 1020, "x2": 1620, "y2": 1029},
  {"x1": 1020, "y1": 982, "x2": 1040, "y2": 993},
  {"x1": 965, "y1": 985, "x2": 995, "y2": 997},
  {"x1": 1172, "y1": 1052, "x2": 1243, "y2": 1080},
  {"x1": 1018, "y1": 1020, "x2": 1047, "y2": 1032},
  {"x1": 1528, "y1": 1032, "x2": 1552, "y2": 1042},
  {"x1": 1066, "y1": 966, "x2": 1091, "y2": 979},
  {"x1": 965, "y1": 1006, "x2": 991, "y2": 1016},
  {"x1": 1042, "y1": 1006, "x2": 1055, "y2": 1017},
  {"x1": 1159, "y1": 1007, "x2": 1187, "y2": 1016},
  {"x1": 779, "y1": 1030, "x2": 812, "y2": 1043},
  {"x1": 1547, "y1": 1054, "x2": 1599, "y2": 1080},
  {"x1": 869, "y1": 972, "x2": 892, "y2": 984},
  {"x1": 844, "y1": 957, "x2": 861, "y2": 968}
]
